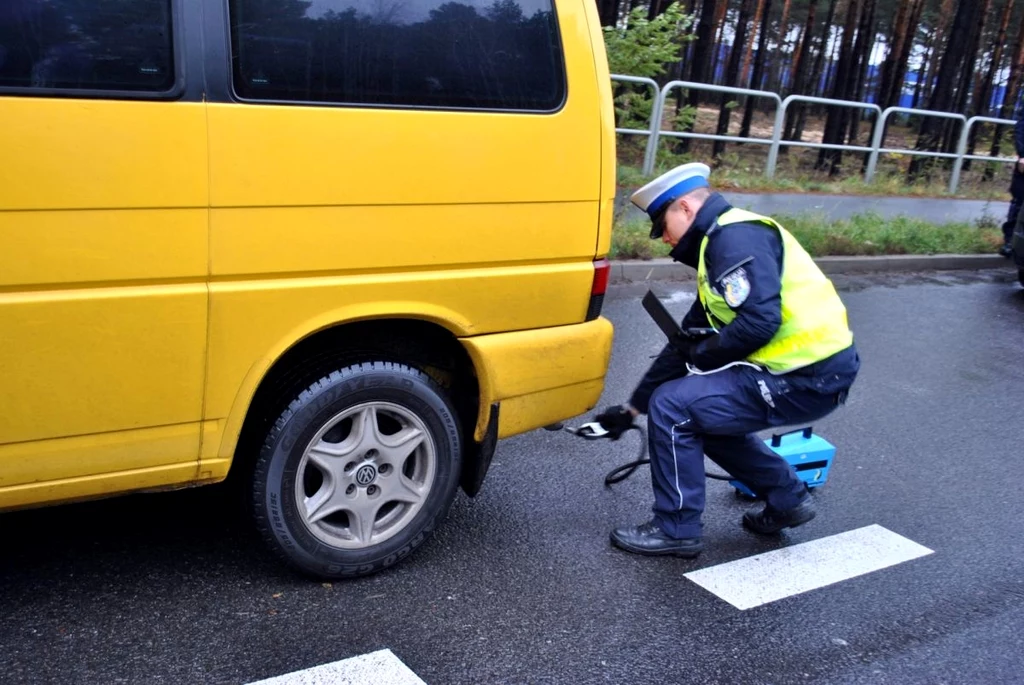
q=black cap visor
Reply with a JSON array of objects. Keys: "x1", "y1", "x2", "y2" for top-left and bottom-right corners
[{"x1": 649, "y1": 203, "x2": 670, "y2": 240}]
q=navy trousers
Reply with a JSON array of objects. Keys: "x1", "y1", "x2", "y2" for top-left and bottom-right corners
[
  {"x1": 646, "y1": 363, "x2": 847, "y2": 539},
  {"x1": 1003, "y1": 170, "x2": 1024, "y2": 245}
]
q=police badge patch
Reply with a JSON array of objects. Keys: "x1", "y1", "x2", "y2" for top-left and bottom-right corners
[{"x1": 720, "y1": 267, "x2": 751, "y2": 307}]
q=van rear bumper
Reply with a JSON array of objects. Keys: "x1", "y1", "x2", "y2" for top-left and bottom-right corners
[{"x1": 459, "y1": 317, "x2": 614, "y2": 441}]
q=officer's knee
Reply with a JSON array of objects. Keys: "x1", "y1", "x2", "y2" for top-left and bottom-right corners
[
  {"x1": 648, "y1": 382, "x2": 692, "y2": 431},
  {"x1": 648, "y1": 383, "x2": 672, "y2": 422}
]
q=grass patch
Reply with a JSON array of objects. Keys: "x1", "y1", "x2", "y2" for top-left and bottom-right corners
[
  {"x1": 611, "y1": 216, "x2": 672, "y2": 259},
  {"x1": 609, "y1": 211, "x2": 1004, "y2": 260},
  {"x1": 618, "y1": 161, "x2": 1012, "y2": 202},
  {"x1": 778, "y1": 212, "x2": 1004, "y2": 257}
]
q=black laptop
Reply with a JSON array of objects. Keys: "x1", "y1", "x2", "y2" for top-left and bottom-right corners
[{"x1": 641, "y1": 290, "x2": 715, "y2": 341}]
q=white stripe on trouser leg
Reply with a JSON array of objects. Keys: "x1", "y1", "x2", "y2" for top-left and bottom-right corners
[{"x1": 671, "y1": 420, "x2": 690, "y2": 511}]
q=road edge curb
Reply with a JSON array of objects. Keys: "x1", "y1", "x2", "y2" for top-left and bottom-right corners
[{"x1": 610, "y1": 254, "x2": 1009, "y2": 283}]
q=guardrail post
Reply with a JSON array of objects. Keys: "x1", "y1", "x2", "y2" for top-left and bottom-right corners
[
  {"x1": 949, "y1": 117, "x2": 975, "y2": 194},
  {"x1": 610, "y1": 75, "x2": 663, "y2": 176},
  {"x1": 766, "y1": 96, "x2": 792, "y2": 178},
  {"x1": 642, "y1": 84, "x2": 670, "y2": 176},
  {"x1": 865, "y1": 108, "x2": 895, "y2": 183}
]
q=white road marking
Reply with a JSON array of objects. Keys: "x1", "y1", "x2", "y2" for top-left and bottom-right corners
[
  {"x1": 684, "y1": 524, "x2": 934, "y2": 610},
  {"x1": 247, "y1": 649, "x2": 426, "y2": 685}
]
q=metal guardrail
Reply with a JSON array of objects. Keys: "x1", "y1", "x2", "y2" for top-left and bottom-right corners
[
  {"x1": 644, "y1": 81, "x2": 782, "y2": 175},
  {"x1": 766, "y1": 96, "x2": 881, "y2": 177},
  {"x1": 865, "y1": 108, "x2": 966, "y2": 184},
  {"x1": 610, "y1": 73, "x2": 1018, "y2": 193},
  {"x1": 609, "y1": 75, "x2": 660, "y2": 141},
  {"x1": 950, "y1": 115, "x2": 1017, "y2": 192}
]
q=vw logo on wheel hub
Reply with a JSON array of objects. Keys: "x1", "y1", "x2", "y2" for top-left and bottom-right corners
[{"x1": 355, "y1": 464, "x2": 377, "y2": 486}]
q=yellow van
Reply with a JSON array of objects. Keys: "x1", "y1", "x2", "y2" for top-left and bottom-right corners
[{"x1": 0, "y1": 0, "x2": 615, "y2": 578}]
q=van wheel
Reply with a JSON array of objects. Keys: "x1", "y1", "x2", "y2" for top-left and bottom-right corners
[{"x1": 252, "y1": 362, "x2": 462, "y2": 579}]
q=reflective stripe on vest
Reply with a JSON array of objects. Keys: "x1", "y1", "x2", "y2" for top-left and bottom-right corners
[{"x1": 697, "y1": 208, "x2": 853, "y2": 373}]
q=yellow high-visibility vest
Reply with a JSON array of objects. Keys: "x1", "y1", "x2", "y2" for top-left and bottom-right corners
[{"x1": 697, "y1": 208, "x2": 853, "y2": 373}]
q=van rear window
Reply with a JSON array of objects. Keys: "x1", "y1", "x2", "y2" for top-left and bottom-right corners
[
  {"x1": 0, "y1": 0, "x2": 175, "y2": 93},
  {"x1": 228, "y1": 0, "x2": 565, "y2": 112}
]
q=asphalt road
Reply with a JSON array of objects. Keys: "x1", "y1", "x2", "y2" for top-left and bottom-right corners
[{"x1": 2, "y1": 269, "x2": 1023, "y2": 685}]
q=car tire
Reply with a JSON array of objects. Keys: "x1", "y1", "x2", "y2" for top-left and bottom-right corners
[{"x1": 252, "y1": 361, "x2": 462, "y2": 579}]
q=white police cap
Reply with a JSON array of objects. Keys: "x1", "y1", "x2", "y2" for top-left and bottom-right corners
[{"x1": 630, "y1": 161, "x2": 711, "y2": 222}]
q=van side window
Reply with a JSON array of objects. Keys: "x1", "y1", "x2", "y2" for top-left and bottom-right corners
[
  {"x1": 228, "y1": 0, "x2": 565, "y2": 111},
  {"x1": 0, "y1": 0, "x2": 175, "y2": 93}
]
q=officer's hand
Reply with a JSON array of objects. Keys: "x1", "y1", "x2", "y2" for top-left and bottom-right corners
[
  {"x1": 668, "y1": 333, "x2": 696, "y2": 360},
  {"x1": 594, "y1": 404, "x2": 635, "y2": 441}
]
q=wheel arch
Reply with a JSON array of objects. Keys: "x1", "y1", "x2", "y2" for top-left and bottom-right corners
[{"x1": 220, "y1": 310, "x2": 482, "y2": 491}]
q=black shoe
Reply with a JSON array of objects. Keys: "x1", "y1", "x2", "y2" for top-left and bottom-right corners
[
  {"x1": 610, "y1": 521, "x2": 703, "y2": 558},
  {"x1": 742, "y1": 497, "x2": 816, "y2": 535},
  {"x1": 999, "y1": 243, "x2": 1013, "y2": 258}
]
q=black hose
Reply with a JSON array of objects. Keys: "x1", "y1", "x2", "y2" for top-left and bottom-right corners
[{"x1": 602, "y1": 425, "x2": 734, "y2": 487}]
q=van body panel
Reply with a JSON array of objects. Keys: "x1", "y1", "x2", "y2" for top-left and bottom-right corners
[
  {"x1": 0, "y1": 99, "x2": 207, "y2": 211},
  {"x1": 206, "y1": 0, "x2": 600, "y2": 209},
  {"x1": 460, "y1": 318, "x2": 613, "y2": 440},
  {"x1": 579, "y1": 0, "x2": 617, "y2": 257},
  {"x1": 200, "y1": 0, "x2": 610, "y2": 466},
  {"x1": 0, "y1": 0, "x2": 617, "y2": 529},
  {"x1": 0, "y1": 463, "x2": 201, "y2": 512},
  {"x1": 208, "y1": 203, "x2": 598, "y2": 277},
  {"x1": 0, "y1": 97, "x2": 209, "y2": 496},
  {"x1": 205, "y1": 261, "x2": 596, "y2": 458},
  {"x1": 0, "y1": 209, "x2": 208, "y2": 288},
  {"x1": 0, "y1": 424, "x2": 200, "y2": 494},
  {"x1": 0, "y1": 285, "x2": 208, "y2": 444}
]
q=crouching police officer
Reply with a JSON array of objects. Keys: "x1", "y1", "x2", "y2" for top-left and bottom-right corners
[{"x1": 596, "y1": 162, "x2": 860, "y2": 559}]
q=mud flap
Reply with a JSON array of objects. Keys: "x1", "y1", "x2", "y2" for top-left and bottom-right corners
[{"x1": 460, "y1": 403, "x2": 500, "y2": 498}]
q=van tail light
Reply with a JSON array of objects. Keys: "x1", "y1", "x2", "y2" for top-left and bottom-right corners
[{"x1": 586, "y1": 258, "x2": 610, "y2": 321}]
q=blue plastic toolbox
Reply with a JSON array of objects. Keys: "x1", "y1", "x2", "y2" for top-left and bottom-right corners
[{"x1": 730, "y1": 427, "x2": 836, "y2": 498}]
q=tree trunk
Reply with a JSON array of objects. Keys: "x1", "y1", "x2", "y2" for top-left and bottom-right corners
[
  {"x1": 677, "y1": 0, "x2": 717, "y2": 153},
  {"x1": 714, "y1": 0, "x2": 757, "y2": 158},
  {"x1": 912, "y1": 30, "x2": 933, "y2": 109},
  {"x1": 847, "y1": 0, "x2": 877, "y2": 149},
  {"x1": 768, "y1": 0, "x2": 794, "y2": 92},
  {"x1": 740, "y1": 0, "x2": 775, "y2": 138},
  {"x1": 709, "y1": 0, "x2": 731, "y2": 83},
  {"x1": 987, "y1": 1, "x2": 1023, "y2": 180},
  {"x1": 944, "y1": 0, "x2": 988, "y2": 159},
  {"x1": 967, "y1": 0, "x2": 1013, "y2": 168},
  {"x1": 598, "y1": 0, "x2": 621, "y2": 27},
  {"x1": 787, "y1": 20, "x2": 807, "y2": 89},
  {"x1": 877, "y1": 0, "x2": 912, "y2": 111},
  {"x1": 781, "y1": 0, "x2": 818, "y2": 155},
  {"x1": 822, "y1": 19, "x2": 843, "y2": 98},
  {"x1": 687, "y1": 0, "x2": 717, "y2": 90},
  {"x1": 877, "y1": 0, "x2": 925, "y2": 111},
  {"x1": 891, "y1": 0, "x2": 927, "y2": 109},
  {"x1": 817, "y1": 0, "x2": 862, "y2": 175},
  {"x1": 741, "y1": 0, "x2": 768, "y2": 86},
  {"x1": 908, "y1": 0, "x2": 978, "y2": 181},
  {"x1": 917, "y1": 0, "x2": 956, "y2": 116},
  {"x1": 795, "y1": 0, "x2": 838, "y2": 143}
]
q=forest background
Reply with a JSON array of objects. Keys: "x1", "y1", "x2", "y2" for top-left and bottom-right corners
[{"x1": 604, "y1": 0, "x2": 1024, "y2": 203}]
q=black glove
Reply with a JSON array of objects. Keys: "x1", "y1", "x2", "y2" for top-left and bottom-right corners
[
  {"x1": 669, "y1": 330, "x2": 718, "y2": 368},
  {"x1": 594, "y1": 404, "x2": 635, "y2": 441},
  {"x1": 668, "y1": 333, "x2": 696, "y2": 360}
]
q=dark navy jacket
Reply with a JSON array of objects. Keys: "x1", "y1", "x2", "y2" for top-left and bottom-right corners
[
  {"x1": 629, "y1": 193, "x2": 859, "y2": 414},
  {"x1": 1016, "y1": 92, "x2": 1024, "y2": 158}
]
